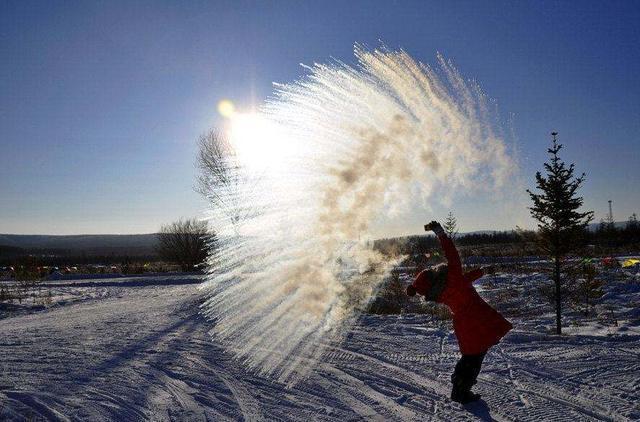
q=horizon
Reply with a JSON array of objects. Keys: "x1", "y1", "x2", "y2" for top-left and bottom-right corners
[
  {"x1": 2, "y1": 1, "x2": 639, "y2": 235},
  {"x1": 1, "y1": 220, "x2": 629, "y2": 239}
]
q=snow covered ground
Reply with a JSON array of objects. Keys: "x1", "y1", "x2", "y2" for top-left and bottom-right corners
[{"x1": 1, "y1": 271, "x2": 638, "y2": 421}]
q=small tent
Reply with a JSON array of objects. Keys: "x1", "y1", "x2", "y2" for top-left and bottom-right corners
[{"x1": 622, "y1": 259, "x2": 640, "y2": 268}]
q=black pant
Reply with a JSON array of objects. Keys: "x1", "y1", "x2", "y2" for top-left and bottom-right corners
[{"x1": 451, "y1": 352, "x2": 486, "y2": 391}]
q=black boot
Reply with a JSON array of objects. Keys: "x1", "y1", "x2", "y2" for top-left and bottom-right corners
[
  {"x1": 450, "y1": 378, "x2": 481, "y2": 404},
  {"x1": 451, "y1": 388, "x2": 481, "y2": 404},
  {"x1": 450, "y1": 352, "x2": 486, "y2": 404}
]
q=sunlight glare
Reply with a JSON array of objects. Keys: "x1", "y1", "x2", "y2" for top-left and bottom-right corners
[{"x1": 229, "y1": 112, "x2": 290, "y2": 170}]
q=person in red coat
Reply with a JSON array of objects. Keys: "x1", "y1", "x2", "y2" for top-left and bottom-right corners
[{"x1": 406, "y1": 221, "x2": 512, "y2": 404}]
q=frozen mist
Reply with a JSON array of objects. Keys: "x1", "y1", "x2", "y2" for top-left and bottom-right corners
[{"x1": 199, "y1": 45, "x2": 515, "y2": 385}]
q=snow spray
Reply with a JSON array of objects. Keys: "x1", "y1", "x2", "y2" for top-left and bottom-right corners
[{"x1": 200, "y1": 45, "x2": 514, "y2": 385}]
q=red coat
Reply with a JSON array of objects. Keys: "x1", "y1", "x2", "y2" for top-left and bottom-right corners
[{"x1": 413, "y1": 234, "x2": 512, "y2": 355}]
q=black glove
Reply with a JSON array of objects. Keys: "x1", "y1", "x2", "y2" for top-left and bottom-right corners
[{"x1": 424, "y1": 221, "x2": 444, "y2": 236}]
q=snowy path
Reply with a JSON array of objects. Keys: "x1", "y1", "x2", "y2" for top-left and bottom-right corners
[{"x1": 1, "y1": 277, "x2": 638, "y2": 421}]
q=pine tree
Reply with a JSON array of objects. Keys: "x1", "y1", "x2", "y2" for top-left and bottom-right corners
[
  {"x1": 627, "y1": 213, "x2": 638, "y2": 230},
  {"x1": 527, "y1": 132, "x2": 593, "y2": 335},
  {"x1": 598, "y1": 218, "x2": 608, "y2": 233},
  {"x1": 626, "y1": 213, "x2": 640, "y2": 244},
  {"x1": 443, "y1": 211, "x2": 459, "y2": 240},
  {"x1": 576, "y1": 262, "x2": 603, "y2": 317}
]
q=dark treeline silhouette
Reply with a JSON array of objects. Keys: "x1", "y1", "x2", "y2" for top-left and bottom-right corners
[
  {"x1": 456, "y1": 232, "x2": 527, "y2": 246},
  {"x1": 374, "y1": 223, "x2": 640, "y2": 260},
  {"x1": 0, "y1": 252, "x2": 156, "y2": 267},
  {"x1": 590, "y1": 216, "x2": 640, "y2": 249},
  {"x1": 373, "y1": 230, "x2": 533, "y2": 257},
  {"x1": 3, "y1": 222, "x2": 637, "y2": 269}
]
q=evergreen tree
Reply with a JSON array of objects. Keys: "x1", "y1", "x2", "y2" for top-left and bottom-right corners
[
  {"x1": 576, "y1": 262, "x2": 603, "y2": 317},
  {"x1": 597, "y1": 217, "x2": 617, "y2": 247},
  {"x1": 527, "y1": 132, "x2": 593, "y2": 334},
  {"x1": 443, "y1": 211, "x2": 459, "y2": 240},
  {"x1": 597, "y1": 218, "x2": 608, "y2": 232},
  {"x1": 627, "y1": 213, "x2": 639, "y2": 230},
  {"x1": 626, "y1": 213, "x2": 640, "y2": 244}
]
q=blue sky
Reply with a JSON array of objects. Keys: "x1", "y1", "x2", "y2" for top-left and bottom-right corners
[{"x1": 1, "y1": 0, "x2": 639, "y2": 235}]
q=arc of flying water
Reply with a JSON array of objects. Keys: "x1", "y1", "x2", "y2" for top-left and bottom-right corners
[{"x1": 199, "y1": 45, "x2": 515, "y2": 385}]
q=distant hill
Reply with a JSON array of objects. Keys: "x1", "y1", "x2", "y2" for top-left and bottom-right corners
[
  {"x1": 587, "y1": 221, "x2": 628, "y2": 232},
  {"x1": 460, "y1": 222, "x2": 629, "y2": 235},
  {"x1": 0, "y1": 221, "x2": 630, "y2": 258},
  {"x1": 0, "y1": 234, "x2": 159, "y2": 257}
]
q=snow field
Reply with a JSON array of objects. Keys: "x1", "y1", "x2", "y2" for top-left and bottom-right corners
[{"x1": 0, "y1": 271, "x2": 638, "y2": 421}]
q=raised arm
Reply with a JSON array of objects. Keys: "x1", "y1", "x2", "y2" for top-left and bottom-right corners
[{"x1": 425, "y1": 221, "x2": 462, "y2": 277}]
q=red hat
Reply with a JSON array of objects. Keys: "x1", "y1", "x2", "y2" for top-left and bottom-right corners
[{"x1": 406, "y1": 269, "x2": 432, "y2": 297}]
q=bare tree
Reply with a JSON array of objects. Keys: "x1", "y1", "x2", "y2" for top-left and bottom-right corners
[
  {"x1": 195, "y1": 129, "x2": 264, "y2": 228},
  {"x1": 195, "y1": 129, "x2": 244, "y2": 225},
  {"x1": 156, "y1": 218, "x2": 211, "y2": 272}
]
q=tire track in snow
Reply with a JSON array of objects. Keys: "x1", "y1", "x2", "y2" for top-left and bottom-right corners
[
  {"x1": 146, "y1": 367, "x2": 207, "y2": 420},
  {"x1": 320, "y1": 365, "x2": 420, "y2": 421},
  {"x1": 497, "y1": 348, "x2": 530, "y2": 408},
  {"x1": 517, "y1": 378, "x2": 629, "y2": 422},
  {"x1": 323, "y1": 344, "x2": 514, "y2": 422},
  {"x1": 1, "y1": 391, "x2": 70, "y2": 422},
  {"x1": 495, "y1": 347, "x2": 632, "y2": 422},
  {"x1": 209, "y1": 367, "x2": 265, "y2": 422},
  {"x1": 314, "y1": 374, "x2": 387, "y2": 421},
  {"x1": 137, "y1": 309, "x2": 266, "y2": 421}
]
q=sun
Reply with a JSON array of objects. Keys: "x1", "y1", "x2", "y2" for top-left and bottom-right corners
[{"x1": 217, "y1": 99, "x2": 236, "y2": 118}]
